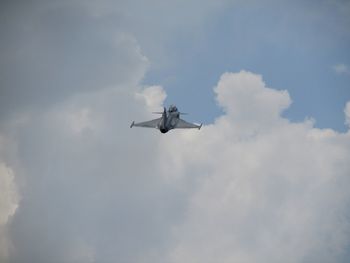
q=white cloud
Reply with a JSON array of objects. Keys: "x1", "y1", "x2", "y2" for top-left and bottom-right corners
[
  {"x1": 64, "y1": 238, "x2": 95, "y2": 263},
  {"x1": 0, "y1": 164, "x2": 18, "y2": 226},
  {"x1": 4, "y1": 80, "x2": 172, "y2": 263},
  {"x1": 214, "y1": 71, "x2": 291, "y2": 130},
  {"x1": 345, "y1": 101, "x2": 350, "y2": 128},
  {"x1": 1, "y1": 1, "x2": 350, "y2": 262},
  {"x1": 0, "y1": 2, "x2": 166, "y2": 261},
  {"x1": 64, "y1": 108, "x2": 95, "y2": 134},
  {"x1": 333, "y1": 64, "x2": 350, "y2": 75},
  {"x1": 136, "y1": 86, "x2": 167, "y2": 110},
  {"x1": 0, "y1": 162, "x2": 18, "y2": 262},
  {"x1": 3, "y1": 67, "x2": 350, "y2": 263},
  {"x1": 0, "y1": 1, "x2": 149, "y2": 119},
  {"x1": 158, "y1": 71, "x2": 350, "y2": 263},
  {"x1": 82, "y1": 0, "x2": 229, "y2": 67}
]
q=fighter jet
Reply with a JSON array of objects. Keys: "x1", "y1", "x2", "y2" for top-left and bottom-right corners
[{"x1": 130, "y1": 105, "x2": 202, "y2": 133}]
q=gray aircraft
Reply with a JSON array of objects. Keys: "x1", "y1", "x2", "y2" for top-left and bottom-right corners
[{"x1": 130, "y1": 104, "x2": 202, "y2": 133}]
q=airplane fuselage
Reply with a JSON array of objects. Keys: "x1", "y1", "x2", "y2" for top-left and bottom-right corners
[
  {"x1": 159, "y1": 107, "x2": 180, "y2": 133},
  {"x1": 130, "y1": 104, "x2": 201, "y2": 132}
]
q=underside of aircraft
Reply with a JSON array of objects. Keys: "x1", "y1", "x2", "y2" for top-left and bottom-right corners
[{"x1": 130, "y1": 105, "x2": 202, "y2": 133}]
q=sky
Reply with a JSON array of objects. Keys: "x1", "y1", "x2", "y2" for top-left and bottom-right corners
[{"x1": 0, "y1": 1, "x2": 350, "y2": 263}]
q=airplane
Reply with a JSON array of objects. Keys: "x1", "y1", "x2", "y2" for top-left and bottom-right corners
[{"x1": 130, "y1": 104, "x2": 202, "y2": 133}]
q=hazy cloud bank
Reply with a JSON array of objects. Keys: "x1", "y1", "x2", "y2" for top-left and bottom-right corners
[
  {"x1": 1, "y1": 1, "x2": 350, "y2": 262},
  {"x1": 1, "y1": 70, "x2": 349, "y2": 263}
]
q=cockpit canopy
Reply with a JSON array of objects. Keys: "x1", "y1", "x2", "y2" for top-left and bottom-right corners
[{"x1": 168, "y1": 105, "x2": 178, "y2": 113}]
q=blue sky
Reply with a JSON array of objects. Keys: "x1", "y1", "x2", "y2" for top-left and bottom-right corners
[{"x1": 143, "y1": 0, "x2": 350, "y2": 131}]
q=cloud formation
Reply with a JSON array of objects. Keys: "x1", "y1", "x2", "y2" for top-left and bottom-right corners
[
  {"x1": 0, "y1": 163, "x2": 18, "y2": 226},
  {"x1": 160, "y1": 71, "x2": 350, "y2": 263},
  {"x1": 2, "y1": 68, "x2": 350, "y2": 262},
  {"x1": 0, "y1": 0, "x2": 148, "y2": 121},
  {"x1": 0, "y1": 162, "x2": 18, "y2": 262},
  {"x1": 1, "y1": 1, "x2": 350, "y2": 263},
  {"x1": 345, "y1": 101, "x2": 350, "y2": 128}
]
